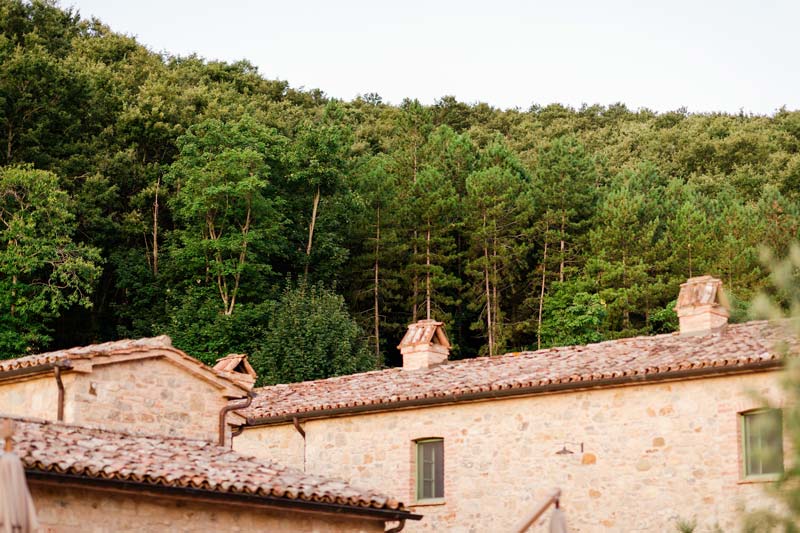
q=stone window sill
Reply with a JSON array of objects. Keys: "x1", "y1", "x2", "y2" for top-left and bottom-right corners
[
  {"x1": 738, "y1": 474, "x2": 782, "y2": 484},
  {"x1": 410, "y1": 498, "x2": 446, "y2": 508}
]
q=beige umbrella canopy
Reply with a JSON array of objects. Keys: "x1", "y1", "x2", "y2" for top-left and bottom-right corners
[
  {"x1": 516, "y1": 489, "x2": 569, "y2": 533},
  {"x1": 0, "y1": 420, "x2": 38, "y2": 533},
  {"x1": 549, "y1": 507, "x2": 568, "y2": 533}
]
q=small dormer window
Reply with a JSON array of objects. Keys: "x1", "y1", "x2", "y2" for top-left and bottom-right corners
[{"x1": 415, "y1": 438, "x2": 444, "y2": 501}]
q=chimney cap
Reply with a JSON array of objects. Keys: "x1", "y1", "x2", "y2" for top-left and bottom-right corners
[
  {"x1": 397, "y1": 319, "x2": 451, "y2": 350},
  {"x1": 399, "y1": 320, "x2": 451, "y2": 371},
  {"x1": 675, "y1": 276, "x2": 729, "y2": 335},
  {"x1": 676, "y1": 275, "x2": 729, "y2": 310},
  {"x1": 213, "y1": 353, "x2": 257, "y2": 388}
]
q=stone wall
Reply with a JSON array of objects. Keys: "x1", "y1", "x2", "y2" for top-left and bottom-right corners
[
  {"x1": 30, "y1": 483, "x2": 385, "y2": 533},
  {"x1": 0, "y1": 374, "x2": 64, "y2": 420},
  {"x1": 234, "y1": 420, "x2": 304, "y2": 466},
  {"x1": 236, "y1": 371, "x2": 787, "y2": 533},
  {"x1": 66, "y1": 358, "x2": 231, "y2": 442}
]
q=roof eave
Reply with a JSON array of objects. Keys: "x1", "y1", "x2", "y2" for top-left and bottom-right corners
[
  {"x1": 26, "y1": 469, "x2": 422, "y2": 522},
  {"x1": 245, "y1": 359, "x2": 783, "y2": 427},
  {"x1": 0, "y1": 361, "x2": 73, "y2": 382}
]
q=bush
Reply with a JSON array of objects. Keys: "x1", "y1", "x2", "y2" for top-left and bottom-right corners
[{"x1": 251, "y1": 281, "x2": 375, "y2": 385}]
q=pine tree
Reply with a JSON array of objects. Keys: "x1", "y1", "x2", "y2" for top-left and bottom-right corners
[
  {"x1": 464, "y1": 165, "x2": 529, "y2": 355},
  {"x1": 408, "y1": 167, "x2": 460, "y2": 324},
  {"x1": 530, "y1": 136, "x2": 598, "y2": 347},
  {"x1": 587, "y1": 164, "x2": 670, "y2": 337},
  {"x1": 390, "y1": 100, "x2": 433, "y2": 321}
]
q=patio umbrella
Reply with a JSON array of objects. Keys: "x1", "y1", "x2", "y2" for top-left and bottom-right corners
[
  {"x1": 549, "y1": 506, "x2": 568, "y2": 533},
  {"x1": 0, "y1": 420, "x2": 38, "y2": 533}
]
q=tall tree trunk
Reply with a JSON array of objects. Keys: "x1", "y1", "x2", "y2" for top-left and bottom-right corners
[
  {"x1": 207, "y1": 217, "x2": 230, "y2": 313},
  {"x1": 10, "y1": 274, "x2": 16, "y2": 317},
  {"x1": 374, "y1": 206, "x2": 382, "y2": 367},
  {"x1": 227, "y1": 201, "x2": 251, "y2": 316},
  {"x1": 483, "y1": 213, "x2": 493, "y2": 356},
  {"x1": 143, "y1": 233, "x2": 152, "y2": 272},
  {"x1": 411, "y1": 148, "x2": 419, "y2": 322},
  {"x1": 6, "y1": 124, "x2": 13, "y2": 163},
  {"x1": 537, "y1": 225, "x2": 549, "y2": 350},
  {"x1": 425, "y1": 223, "x2": 431, "y2": 320},
  {"x1": 411, "y1": 261, "x2": 418, "y2": 322},
  {"x1": 559, "y1": 212, "x2": 565, "y2": 283},
  {"x1": 622, "y1": 253, "x2": 629, "y2": 329},
  {"x1": 10, "y1": 238, "x2": 18, "y2": 317},
  {"x1": 492, "y1": 236, "x2": 499, "y2": 354},
  {"x1": 305, "y1": 185, "x2": 321, "y2": 276},
  {"x1": 152, "y1": 176, "x2": 160, "y2": 277}
]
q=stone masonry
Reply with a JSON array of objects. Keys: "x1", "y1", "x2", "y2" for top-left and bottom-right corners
[
  {"x1": 30, "y1": 484, "x2": 385, "y2": 533},
  {"x1": 67, "y1": 357, "x2": 236, "y2": 442},
  {"x1": 236, "y1": 371, "x2": 787, "y2": 533},
  {"x1": 0, "y1": 358, "x2": 240, "y2": 442}
]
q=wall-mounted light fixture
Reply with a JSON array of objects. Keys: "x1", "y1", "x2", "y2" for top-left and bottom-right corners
[{"x1": 555, "y1": 442, "x2": 584, "y2": 455}]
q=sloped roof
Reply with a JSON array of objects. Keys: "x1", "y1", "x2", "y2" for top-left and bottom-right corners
[
  {"x1": 0, "y1": 337, "x2": 250, "y2": 396},
  {"x1": 245, "y1": 320, "x2": 791, "y2": 424},
  {"x1": 6, "y1": 416, "x2": 414, "y2": 519}
]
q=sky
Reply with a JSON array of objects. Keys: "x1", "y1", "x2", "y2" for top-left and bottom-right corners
[{"x1": 67, "y1": 0, "x2": 799, "y2": 115}]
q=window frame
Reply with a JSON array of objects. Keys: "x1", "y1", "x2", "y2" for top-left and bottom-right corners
[
  {"x1": 740, "y1": 408, "x2": 784, "y2": 482},
  {"x1": 414, "y1": 438, "x2": 445, "y2": 503}
]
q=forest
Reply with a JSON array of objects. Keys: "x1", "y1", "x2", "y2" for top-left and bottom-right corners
[{"x1": 2, "y1": 0, "x2": 800, "y2": 384}]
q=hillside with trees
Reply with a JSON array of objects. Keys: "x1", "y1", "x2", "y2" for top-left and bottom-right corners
[{"x1": 2, "y1": 0, "x2": 800, "y2": 383}]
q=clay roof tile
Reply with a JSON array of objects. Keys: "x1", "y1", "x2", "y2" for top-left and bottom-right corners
[{"x1": 245, "y1": 320, "x2": 793, "y2": 422}]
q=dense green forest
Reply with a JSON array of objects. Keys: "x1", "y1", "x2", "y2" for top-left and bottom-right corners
[{"x1": 2, "y1": 1, "x2": 800, "y2": 383}]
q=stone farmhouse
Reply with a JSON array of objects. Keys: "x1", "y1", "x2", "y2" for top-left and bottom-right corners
[
  {"x1": 0, "y1": 337, "x2": 419, "y2": 531},
  {"x1": 234, "y1": 277, "x2": 792, "y2": 532},
  {"x1": 0, "y1": 275, "x2": 791, "y2": 532}
]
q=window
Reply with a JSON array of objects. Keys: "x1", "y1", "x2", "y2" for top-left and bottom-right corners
[
  {"x1": 416, "y1": 438, "x2": 444, "y2": 501},
  {"x1": 741, "y1": 409, "x2": 784, "y2": 479}
]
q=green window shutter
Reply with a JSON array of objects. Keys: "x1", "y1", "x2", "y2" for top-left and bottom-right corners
[
  {"x1": 416, "y1": 439, "x2": 444, "y2": 500},
  {"x1": 742, "y1": 409, "x2": 784, "y2": 477}
]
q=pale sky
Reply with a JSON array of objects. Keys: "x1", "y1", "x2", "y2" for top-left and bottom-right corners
[{"x1": 67, "y1": 0, "x2": 798, "y2": 114}]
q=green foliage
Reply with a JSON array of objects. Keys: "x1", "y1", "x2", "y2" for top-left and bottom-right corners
[
  {"x1": 745, "y1": 244, "x2": 800, "y2": 532},
  {"x1": 675, "y1": 517, "x2": 697, "y2": 533},
  {"x1": 165, "y1": 290, "x2": 271, "y2": 366},
  {"x1": 539, "y1": 281, "x2": 606, "y2": 348},
  {"x1": 2, "y1": 0, "x2": 800, "y2": 376},
  {"x1": 168, "y1": 117, "x2": 287, "y2": 315},
  {"x1": 251, "y1": 282, "x2": 375, "y2": 385},
  {"x1": 464, "y1": 160, "x2": 531, "y2": 355},
  {"x1": 0, "y1": 166, "x2": 101, "y2": 355}
]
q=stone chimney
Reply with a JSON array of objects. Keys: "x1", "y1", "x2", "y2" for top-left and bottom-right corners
[
  {"x1": 213, "y1": 353, "x2": 257, "y2": 389},
  {"x1": 398, "y1": 319, "x2": 451, "y2": 370},
  {"x1": 675, "y1": 276, "x2": 730, "y2": 335}
]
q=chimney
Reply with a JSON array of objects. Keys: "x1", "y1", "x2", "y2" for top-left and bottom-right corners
[
  {"x1": 398, "y1": 319, "x2": 451, "y2": 370},
  {"x1": 675, "y1": 276, "x2": 729, "y2": 335},
  {"x1": 213, "y1": 353, "x2": 257, "y2": 389}
]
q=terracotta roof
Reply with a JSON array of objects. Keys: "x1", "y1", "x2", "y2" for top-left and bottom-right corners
[
  {"x1": 245, "y1": 320, "x2": 791, "y2": 423},
  {"x1": 0, "y1": 337, "x2": 250, "y2": 395},
  {"x1": 6, "y1": 416, "x2": 412, "y2": 517}
]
